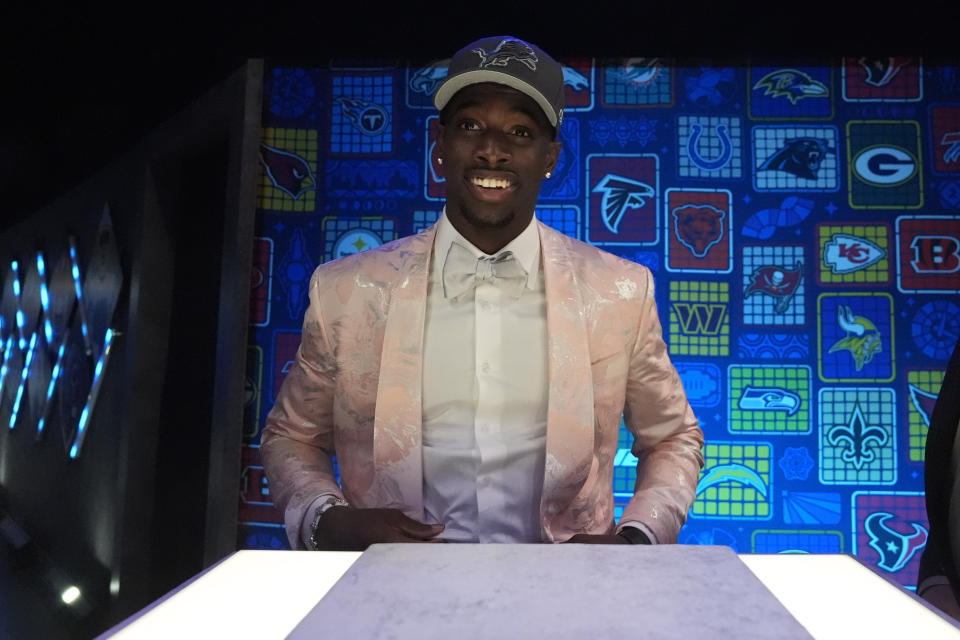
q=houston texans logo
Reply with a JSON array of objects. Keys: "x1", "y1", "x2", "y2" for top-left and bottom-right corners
[
  {"x1": 409, "y1": 61, "x2": 449, "y2": 95},
  {"x1": 738, "y1": 386, "x2": 801, "y2": 416},
  {"x1": 697, "y1": 463, "x2": 768, "y2": 498},
  {"x1": 828, "y1": 304, "x2": 882, "y2": 371},
  {"x1": 687, "y1": 122, "x2": 733, "y2": 171},
  {"x1": 828, "y1": 403, "x2": 887, "y2": 469},
  {"x1": 865, "y1": 512, "x2": 928, "y2": 572},
  {"x1": 473, "y1": 38, "x2": 538, "y2": 71},
  {"x1": 753, "y1": 69, "x2": 828, "y2": 104},
  {"x1": 759, "y1": 138, "x2": 833, "y2": 180},
  {"x1": 259, "y1": 144, "x2": 316, "y2": 200},
  {"x1": 593, "y1": 174, "x2": 655, "y2": 234},
  {"x1": 858, "y1": 57, "x2": 910, "y2": 87}
]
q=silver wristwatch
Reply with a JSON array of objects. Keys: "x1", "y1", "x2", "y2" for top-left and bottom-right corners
[{"x1": 308, "y1": 495, "x2": 349, "y2": 550}]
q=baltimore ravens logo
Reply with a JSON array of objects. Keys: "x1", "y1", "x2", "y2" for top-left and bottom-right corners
[
  {"x1": 671, "y1": 204, "x2": 725, "y2": 257},
  {"x1": 259, "y1": 144, "x2": 316, "y2": 200},
  {"x1": 753, "y1": 69, "x2": 828, "y2": 104},
  {"x1": 865, "y1": 512, "x2": 927, "y2": 572},
  {"x1": 593, "y1": 174, "x2": 655, "y2": 234},
  {"x1": 336, "y1": 97, "x2": 390, "y2": 136},
  {"x1": 473, "y1": 39, "x2": 538, "y2": 71},
  {"x1": 759, "y1": 138, "x2": 833, "y2": 180},
  {"x1": 828, "y1": 305, "x2": 882, "y2": 371}
]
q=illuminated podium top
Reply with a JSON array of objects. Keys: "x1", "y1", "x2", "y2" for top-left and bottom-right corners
[{"x1": 100, "y1": 547, "x2": 960, "y2": 639}]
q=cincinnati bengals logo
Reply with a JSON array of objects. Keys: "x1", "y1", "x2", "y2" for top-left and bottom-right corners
[
  {"x1": 671, "y1": 204, "x2": 725, "y2": 257},
  {"x1": 910, "y1": 235, "x2": 960, "y2": 273}
]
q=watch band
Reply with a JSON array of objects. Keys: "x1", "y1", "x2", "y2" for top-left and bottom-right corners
[
  {"x1": 308, "y1": 496, "x2": 349, "y2": 550},
  {"x1": 617, "y1": 526, "x2": 652, "y2": 545}
]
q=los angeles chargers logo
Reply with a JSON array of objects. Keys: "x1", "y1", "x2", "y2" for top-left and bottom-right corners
[
  {"x1": 828, "y1": 305, "x2": 883, "y2": 370},
  {"x1": 259, "y1": 144, "x2": 316, "y2": 200},
  {"x1": 865, "y1": 512, "x2": 928, "y2": 572},
  {"x1": 823, "y1": 234, "x2": 886, "y2": 274},
  {"x1": 336, "y1": 97, "x2": 390, "y2": 136},
  {"x1": 697, "y1": 463, "x2": 768, "y2": 498},
  {"x1": 671, "y1": 204, "x2": 725, "y2": 258},
  {"x1": 473, "y1": 38, "x2": 538, "y2": 71},
  {"x1": 759, "y1": 138, "x2": 833, "y2": 180},
  {"x1": 593, "y1": 174, "x2": 655, "y2": 234},
  {"x1": 744, "y1": 261, "x2": 804, "y2": 314},
  {"x1": 828, "y1": 403, "x2": 888, "y2": 469},
  {"x1": 753, "y1": 69, "x2": 828, "y2": 104}
]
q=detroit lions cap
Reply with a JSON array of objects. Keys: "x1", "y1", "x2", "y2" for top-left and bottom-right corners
[{"x1": 433, "y1": 35, "x2": 564, "y2": 129}]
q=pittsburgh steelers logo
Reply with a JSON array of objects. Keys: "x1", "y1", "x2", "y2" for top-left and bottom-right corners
[{"x1": 333, "y1": 229, "x2": 382, "y2": 259}]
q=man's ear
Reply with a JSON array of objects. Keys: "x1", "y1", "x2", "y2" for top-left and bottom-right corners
[
  {"x1": 545, "y1": 140, "x2": 562, "y2": 175},
  {"x1": 435, "y1": 122, "x2": 446, "y2": 158}
]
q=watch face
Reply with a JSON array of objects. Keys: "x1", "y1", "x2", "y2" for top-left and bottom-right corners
[{"x1": 911, "y1": 300, "x2": 960, "y2": 360}]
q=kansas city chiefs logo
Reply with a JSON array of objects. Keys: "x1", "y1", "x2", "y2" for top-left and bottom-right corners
[
  {"x1": 824, "y1": 234, "x2": 886, "y2": 274},
  {"x1": 672, "y1": 204, "x2": 725, "y2": 257}
]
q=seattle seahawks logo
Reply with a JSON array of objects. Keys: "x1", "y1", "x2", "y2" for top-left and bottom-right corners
[
  {"x1": 259, "y1": 144, "x2": 316, "y2": 200},
  {"x1": 753, "y1": 69, "x2": 828, "y2": 104},
  {"x1": 828, "y1": 403, "x2": 887, "y2": 469},
  {"x1": 759, "y1": 138, "x2": 833, "y2": 180},
  {"x1": 865, "y1": 512, "x2": 927, "y2": 572},
  {"x1": 473, "y1": 38, "x2": 538, "y2": 71},
  {"x1": 409, "y1": 61, "x2": 449, "y2": 95},
  {"x1": 593, "y1": 174, "x2": 655, "y2": 234},
  {"x1": 336, "y1": 97, "x2": 390, "y2": 136},
  {"x1": 738, "y1": 387, "x2": 801, "y2": 416}
]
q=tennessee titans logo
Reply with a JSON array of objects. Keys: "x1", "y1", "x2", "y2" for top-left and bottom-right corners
[
  {"x1": 759, "y1": 138, "x2": 833, "y2": 180},
  {"x1": 865, "y1": 512, "x2": 928, "y2": 572},
  {"x1": 828, "y1": 403, "x2": 888, "y2": 469},
  {"x1": 409, "y1": 61, "x2": 448, "y2": 95},
  {"x1": 738, "y1": 387, "x2": 801, "y2": 416},
  {"x1": 473, "y1": 39, "x2": 538, "y2": 71},
  {"x1": 858, "y1": 57, "x2": 909, "y2": 87},
  {"x1": 336, "y1": 97, "x2": 390, "y2": 136},
  {"x1": 753, "y1": 69, "x2": 828, "y2": 105},
  {"x1": 744, "y1": 261, "x2": 804, "y2": 314},
  {"x1": 593, "y1": 174, "x2": 655, "y2": 233},
  {"x1": 828, "y1": 305, "x2": 882, "y2": 371},
  {"x1": 259, "y1": 144, "x2": 316, "y2": 199},
  {"x1": 671, "y1": 204, "x2": 725, "y2": 257},
  {"x1": 687, "y1": 122, "x2": 733, "y2": 171}
]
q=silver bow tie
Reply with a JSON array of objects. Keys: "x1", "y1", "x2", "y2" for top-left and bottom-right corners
[{"x1": 442, "y1": 242, "x2": 528, "y2": 301}]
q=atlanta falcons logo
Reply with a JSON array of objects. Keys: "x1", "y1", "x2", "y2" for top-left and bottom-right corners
[
  {"x1": 865, "y1": 512, "x2": 928, "y2": 572},
  {"x1": 753, "y1": 69, "x2": 828, "y2": 104},
  {"x1": 593, "y1": 174, "x2": 655, "y2": 234}
]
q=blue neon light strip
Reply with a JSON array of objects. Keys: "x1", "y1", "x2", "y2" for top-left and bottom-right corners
[
  {"x1": 37, "y1": 252, "x2": 54, "y2": 345},
  {"x1": 36, "y1": 340, "x2": 67, "y2": 439},
  {"x1": 68, "y1": 239, "x2": 92, "y2": 354},
  {"x1": 0, "y1": 335, "x2": 13, "y2": 399},
  {"x1": 69, "y1": 328, "x2": 114, "y2": 459},
  {"x1": 11, "y1": 261, "x2": 25, "y2": 351},
  {"x1": 9, "y1": 332, "x2": 37, "y2": 430}
]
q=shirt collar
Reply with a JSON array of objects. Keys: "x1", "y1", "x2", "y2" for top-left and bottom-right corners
[{"x1": 432, "y1": 207, "x2": 541, "y2": 289}]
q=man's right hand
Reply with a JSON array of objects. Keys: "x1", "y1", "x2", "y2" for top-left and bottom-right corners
[{"x1": 313, "y1": 507, "x2": 445, "y2": 550}]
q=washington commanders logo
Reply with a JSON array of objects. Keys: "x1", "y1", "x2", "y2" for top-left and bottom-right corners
[
  {"x1": 824, "y1": 234, "x2": 885, "y2": 273},
  {"x1": 744, "y1": 261, "x2": 803, "y2": 314},
  {"x1": 865, "y1": 512, "x2": 927, "y2": 572},
  {"x1": 753, "y1": 69, "x2": 828, "y2": 104},
  {"x1": 828, "y1": 305, "x2": 882, "y2": 371},
  {"x1": 671, "y1": 204, "x2": 725, "y2": 258},
  {"x1": 593, "y1": 174, "x2": 655, "y2": 234},
  {"x1": 473, "y1": 39, "x2": 538, "y2": 71}
]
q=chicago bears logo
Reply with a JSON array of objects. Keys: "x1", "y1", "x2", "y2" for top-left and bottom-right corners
[
  {"x1": 753, "y1": 69, "x2": 828, "y2": 104},
  {"x1": 593, "y1": 174, "x2": 655, "y2": 234},
  {"x1": 744, "y1": 261, "x2": 803, "y2": 314},
  {"x1": 473, "y1": 38, "x2": 538, "y2": 71},
  {"x1": 259, "y1": 145, "x2": 316, "y2": 200},
  {"x1": 672, "y1": 204, "x2": 725, "y2": 257},
  {"x1": 865, "y1": 512, "x2": 927, "y2": 572},
  {"x1": 759, "y1": 138, "x2": 833, "y2": 180},
  {"x1": 910, "y1": 235, "x2": 960, "y2": 272},
  {"x1": 828, "y1": 305, "x2": 882, "y2": 371}
]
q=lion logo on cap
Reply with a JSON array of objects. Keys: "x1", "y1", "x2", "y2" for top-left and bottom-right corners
[{"x1": 473, "y1": 38, "x2": 538, "y2": 71}]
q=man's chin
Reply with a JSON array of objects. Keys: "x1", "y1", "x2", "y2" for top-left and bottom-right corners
[{"x1": 459, "y1": 205, "x2": 516, "y2": 230}]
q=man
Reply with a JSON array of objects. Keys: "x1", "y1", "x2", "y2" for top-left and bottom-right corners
[{"x1": 261, "y1": 36, "x2": 704, "y2": 551}]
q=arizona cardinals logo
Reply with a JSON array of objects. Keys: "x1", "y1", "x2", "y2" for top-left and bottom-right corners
[
  {"x1": 744, "y1": 261, "x2": 803, "y2": 314},
  {"x1": 593, "y1": 174, "x2": 655, "y2": 234},
  {"x1": 672, "y1": 204, "x2": 725, "y2": 257},
  {"x1": 828, "y1": 305, "x2": 882, "y2": 371},
  {"x1": 908, "y1": 384, "x2": 938, "y2": 427},
  {"x1": 409, "y1": 60, "x2": 449, "y2": 95},
  {"x1": 828, "y1": 403, "x2": 887, "y2": 469},
  {"x1": 617, "y1": 58, "x2": 662, "y2": 86},
  {"x1": 759, "y1": 138, "x2": 833, "y2": 180},
  {"x1": 259, "y1": 145, "x2": 316, "y2": 200},
  {"x1": 336, "y1": 97, "x2": 390, "y2": 136},
  {"x1": 865, "y1": 512, "x2": 928, "y2": 572},
  {"x1": 738, "y1": 387, "x2": 801, "y2": 416},
  {"x1": 753, "y1": 69, "x2": 828, "y2": 104},
  {"x1": 473, "y1": 38, "x2": 538, "y2": 71},
  {"x1": 858, "y1": 57, "x2": 910, "y2": 87}
]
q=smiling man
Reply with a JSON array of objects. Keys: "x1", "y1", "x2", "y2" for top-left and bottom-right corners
[{"x1": 261, "y1": 36, "x2": 704, "y2": 551}]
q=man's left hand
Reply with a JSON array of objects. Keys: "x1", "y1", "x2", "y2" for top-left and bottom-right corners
[{"x1": 562, "y1": 534, "x2": 629, "y2": 544}]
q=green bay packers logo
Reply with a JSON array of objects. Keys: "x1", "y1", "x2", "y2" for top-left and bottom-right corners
[{"x1": 852, "y1": 145, "x2": 917, "y2": 186}]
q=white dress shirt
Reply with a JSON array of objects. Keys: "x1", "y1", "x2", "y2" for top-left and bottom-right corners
[{"x1": 421, "y1": 212, "x2": 548, "y2": 542}]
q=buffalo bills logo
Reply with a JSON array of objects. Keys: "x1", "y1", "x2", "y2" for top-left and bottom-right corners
[
  {"x1": 865, "y1": 512, "x2": 927, "y2": 572},
  {"x1": 473, "y1": 39, "x2": 538, "y2": 71},
  {"x1": 259, "y1": 144, "x2": 316, "y2": 200},
  {"x1": 759, "y1": 138, "x2": 833, "y2": 180},
  {"x1": 671, "y1": 204, "x2": 724, "y2": 257}
]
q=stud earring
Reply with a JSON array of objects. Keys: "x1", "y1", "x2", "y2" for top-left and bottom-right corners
[
  {"x1": 437, "y1": 157, "x2": 443, "y2": 166},
  {"x1": 544, "y1": 171, "x2": 552, "y2": 179}
]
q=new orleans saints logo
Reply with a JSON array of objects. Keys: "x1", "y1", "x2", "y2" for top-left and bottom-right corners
[{"x1": 827, "y1": 403, "x2": 887, "y2": 469}]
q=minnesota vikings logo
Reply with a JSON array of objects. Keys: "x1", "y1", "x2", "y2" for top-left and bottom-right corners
[
  {"x1": 473, "y1": 39, "x2": 538, "y2": 71},
  {"x1": 759, "y1": 138, "x2": 833, "y2": 180},
  {"x1": 593, "y1": 174, "x2": 655, "y2": 234},
  {"x1": 671, "y1": 204, "x2": 725, "y2": 258},
  {"x1": 828, "y1": 305, "x2": 882, "y2": 371},
  {"x1": 259, "y1": 144, "x2": 316, "y2": 200},
  {"x1": 753, "y1": 69, "x2": 828, "y2": 104},
  {"x1": 865, "y1": 512, "x2": 928, "y2": 572},
  {"x1": 828, "y1": 403, "x2": 888, "y2": 469},
  {"x1": 336, "y1": 97, "x2": 390, "y2": 136},
  {"x1": 744, "y1": 261, "x2": 803, "y2": 314}
]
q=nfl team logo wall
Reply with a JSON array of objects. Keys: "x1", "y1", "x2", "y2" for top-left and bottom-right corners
[
  {"x1": 816, "y1": 223, "x2": 891, "y2": 286},
  {"x1": 929, "y1": 105, "x2": 960, "y2": 174},
  {"x1": 752, "y1": 125, "x2": 839, "y2": 191},
  {"x1": 817, "y1": 293, "x2": 895, "y2": 383},
  {"x1": 842, "y1": 57, "x2": 923, "y2": 102},
  {"x1": 748, "y1": 66, "x2": 833, "y2": 120},
  {"x1": 692, "y1": 441, "x2": 773, "y2": 520},
  {"x1": 751, "y1": 530, "x2": 843, "y2": 554},
  {"x1": 847, "y1": 121, "x2": 923, "y2": 209},
  {"x1": 819, "y1": 387, "x2": 897, "y2": 485},
  {"x1": 852, "y1": 491, "x2": 928, "y2": 589},
  {"x1": 665, "y1": 189, "x2": 732, "y2": 273},
  {"x1": 895, "y1": 215, "x2": 960, "y2": 293},
  {"x1": 585, "y1": 154, "x2": 659, "y2": 246}
]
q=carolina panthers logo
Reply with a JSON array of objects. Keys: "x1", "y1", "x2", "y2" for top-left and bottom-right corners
[
  {"x1": 759, "y1": 138, "x2": 833, "y2": 180},
  {"x1": 259, "y1": 144, "x2": 316, "y2": 200},
  {"x1": 336, "y1": 97, "x2": 390, "y2": 136},
  {"x1": 858, "y1": 57, "x2": 910, "y2": 87},
  {"x1": 473, "y1": 38, "x2": 538, "y2": 71},
  {"x1": 593, "y1": 174, "x2": 655, "y2": 233},
  {"x1": 865, "y1": 512, "x2": 927, "y2": 572},
  {"x1": 409, "y1": 61, "x2": 448, "y2": 95},
  {"x1": 828, "y1": 305, "x2": 882, "y2": 371},
  {"x1": 754, "y1": 69, "x2": 828, "y2": 104},
  {"x1": 671, "y1": 204, "x2": 724, "y2": 257}
]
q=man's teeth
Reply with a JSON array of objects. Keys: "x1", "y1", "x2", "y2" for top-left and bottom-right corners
[{"x1": 472, "y1": 177, "x2": 510, "y2": 189}]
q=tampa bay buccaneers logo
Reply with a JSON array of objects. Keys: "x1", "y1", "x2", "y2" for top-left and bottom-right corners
[
  {"x1": 744, "y1": 261, "x2": 803, "y2": 314},
  {"x1": 753, "y1": 69, "x2": 828, "y2": 104},
  {"x1": 865, "y1": 512, "x2": 927, "y2": 572},
  {"x1": 259, "y1": 144, "x2": 316, "y2": 200},
  {"x1": 593, "y1": 174, "x2": 655, "y2": 234},
  {"x1": 671, "y1": 204, "x2": 725, "y2": 258}
]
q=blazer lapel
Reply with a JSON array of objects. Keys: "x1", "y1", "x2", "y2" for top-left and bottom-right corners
[
  {"x1": 537, "y1": 222, "x2": 596, "y2": 536},
  {"x1": 372, "y1": 225, "x2": 436, "y2": 517}
]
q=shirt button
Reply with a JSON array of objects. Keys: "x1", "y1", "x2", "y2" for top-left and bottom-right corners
[{"x1": 481, "y1": 362, "x2": 490, "y2": 373}]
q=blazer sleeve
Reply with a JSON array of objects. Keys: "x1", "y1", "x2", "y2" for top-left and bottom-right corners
[
  {"x1": 260, "y1": 267, "x2": 345, "y2": 549},
  {"x1": 620, "y1": 268, "x2": 705, "y2": 544}
]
